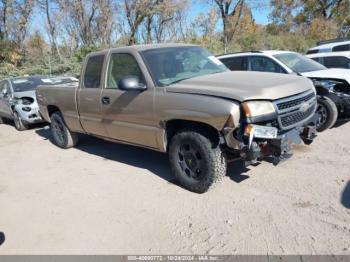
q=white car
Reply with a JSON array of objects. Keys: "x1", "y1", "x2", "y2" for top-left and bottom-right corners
[
  {"x1": 307, "y1": 51, "x2": 350, "y2": 69},
  {"x1": 217, "y1": 50, "x2": 350, "y2": 131},
  {"x1": 306, "y1": 39, "x2": 350, "y2": 54},
  {"x1": 0, "y1": 75, "x2": 79, "y2": 131},
  {"x1": 0, "y1": 76, "x2": 47, "y2": 130}
]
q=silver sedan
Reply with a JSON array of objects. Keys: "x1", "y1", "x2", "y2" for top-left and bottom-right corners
[{"x1": 0, "y1": 76, "x2": 77, "y2": 131}]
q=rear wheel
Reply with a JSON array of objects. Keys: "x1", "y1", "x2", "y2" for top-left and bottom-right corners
[
  {"x1": 316, "y1": 96, "x2": 338, "y2": 132},
  {"x1": 169, "y1": 129, "x2": 227, "y2": 193},
  {"x1": 13, "y1": 111, "x2": 28, "y2": 131},
  {"x1": 50, "y1": 112, "x2": 78, "y2": 148}
]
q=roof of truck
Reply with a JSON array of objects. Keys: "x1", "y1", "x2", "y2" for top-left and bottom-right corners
[
  {"x1": 86, "y1": 43, "x2": 199, "y2": 57},
  {"x1": 111, "y1": 43, "x2": 198, "y2": 52}
]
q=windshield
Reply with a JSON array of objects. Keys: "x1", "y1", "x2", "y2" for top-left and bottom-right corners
[
  {"x1": 11, "y1": 77, "x2": 50, "y2": 92},
  {"x1": 273, "y1": 52, "x2": 326, "y2": 73},
  {"x1": 141, "y1": 46, "x2": 228, "y2": 86}
]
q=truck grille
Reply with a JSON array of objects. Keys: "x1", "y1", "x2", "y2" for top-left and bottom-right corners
[
  {"x1": 280, "y1": 105, "x2": 316, "y2": 127},
  {"x1": 276, "y1": 92, "x2": 315, "y2": 110},
  {"x1": 274, "y1": 91, "x2": 316, "y2": 130}
]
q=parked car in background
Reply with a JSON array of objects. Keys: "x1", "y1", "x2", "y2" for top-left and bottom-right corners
[
  {"x1": 0, "y1": 75, "x2": 77, "y2": 131},
  {"x1": 307, "y1": 52, "x2": 350, "y2": 69},
  {"x1": 306, "y1": 38, "x2": 350, "y2": 54},
  {"x1": 218, "y1": 51, "x2": 350, "y2": 132},
  {"x1": 37, "y1": 44, "x2": 318, "y2": 193},
  {"x1": 0, "y1": 76, "x2": 49, "y2": 130}
]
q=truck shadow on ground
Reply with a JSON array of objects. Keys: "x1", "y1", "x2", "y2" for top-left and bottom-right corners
[
  {"x1": 332, "y1": 118, "x2": 350, "y2": 129},
  {"x1": 0, "y1": 232, "x2": 5, "y2": 246},
  {"x1": 341, "y1": 181, "x2": 350, "y2": 209},
  {"x1": 35, "y1": 127, "x2": 251, "y2": 187}
]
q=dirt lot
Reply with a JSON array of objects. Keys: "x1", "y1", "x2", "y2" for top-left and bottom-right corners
[{"x1": 0, "y1": 120, "x2": 349, "y2": 255}]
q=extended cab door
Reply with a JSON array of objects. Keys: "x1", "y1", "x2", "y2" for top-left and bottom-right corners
[
  {"x1": 77, "y1": 53, "x2": 108, "y2": 136},
  {"x1": 100, "y1": 51, "x2": 157, "y2": 149},
  {"x1": 0, "y1": 80, "x2": 12, "y2": 118}
]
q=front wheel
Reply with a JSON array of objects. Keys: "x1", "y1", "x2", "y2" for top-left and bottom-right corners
[
  {"x1": 13, "y1": 111, "x2": 28, "y2": 131},
  {"x1": 169, "y1": 129, "x2": 227, "y2": 193},
  {"x1": 316, "y1": 96, "x2": 338, "y2": 132},
  {"x1": 50, "y1": 112, "x2": 78, "y2": 149}
]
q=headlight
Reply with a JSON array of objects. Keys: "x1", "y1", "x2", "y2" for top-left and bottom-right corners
[
  {"x1": 312, "y1": 79, "x2": 339, "y2": 91},
  {"x1": 242, "y1": 101, "x2": 276, "y2": 118}
]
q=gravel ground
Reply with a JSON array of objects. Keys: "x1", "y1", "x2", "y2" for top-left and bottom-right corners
[{"x1": 0, "y1": 121, "x2": 349, "y2": 255}]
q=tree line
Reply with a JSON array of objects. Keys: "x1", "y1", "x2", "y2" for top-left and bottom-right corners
[{"x1": 0, "y1": 0, "x2": 349, "y2": 78}]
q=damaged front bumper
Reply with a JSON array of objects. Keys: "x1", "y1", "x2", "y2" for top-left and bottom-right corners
[
  {"x1": 245, "y1": 124, "x2": 316, "y2": 165},
  {"x1": 223, "y1": 122, "x2": 317, "y2": 166},
  {"x1": 14, "y1": 104, "x2": 43, "y2": 124}
]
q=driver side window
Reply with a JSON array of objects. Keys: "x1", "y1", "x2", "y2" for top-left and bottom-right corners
[
  {"x1": 84, "y1": 55, "x2": 104, "y2": 88},
  {"x1": 106, "y1": 53, "x2": 144, "y2": 89}
]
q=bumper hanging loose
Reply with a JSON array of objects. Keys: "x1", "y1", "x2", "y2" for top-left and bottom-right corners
[{"x1": 224, "y1": 122, "x2": 317, "y2": 166}]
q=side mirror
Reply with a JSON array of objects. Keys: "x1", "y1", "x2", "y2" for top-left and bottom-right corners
[{"x1": 118, "y1": 76, "x2": 146, "y2": 91}]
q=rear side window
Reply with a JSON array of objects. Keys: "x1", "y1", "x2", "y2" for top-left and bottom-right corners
[
  {"x1": 249, "y1": 56, "x2": 285, "y2": 73},
  {"x1": 106, "y1": 53, "x2": 144, "y2": 89},
  {"x1": 333, "y1": 44, "x2": 350, "y2": 52},
  {"x1": 220, "y1": 57, "x2": 248, "y2": 71},
  {"x1": 84, "y1": 55, "x2": 105, "y2": 88},
  {"x1": 323, "y1": 56, "x2": 350, "y2": 69}
]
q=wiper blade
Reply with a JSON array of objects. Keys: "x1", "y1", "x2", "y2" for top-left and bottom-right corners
[
  {"x1": 168, "y1": 71, "x2": 224, "y2": 85},
  {"x1": 210, "y1": 70, "x2": 225, "y2": 75},
  {"x1": 168, "y1": 77, "x2": 193, "y2": 85}
]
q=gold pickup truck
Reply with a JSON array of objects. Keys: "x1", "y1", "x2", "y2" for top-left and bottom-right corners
[{"x1": 36, "y1": 43, "x2": 318, "y2": 193}]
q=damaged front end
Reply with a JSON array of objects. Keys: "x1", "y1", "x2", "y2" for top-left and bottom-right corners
[
  {"x1": 313, "y1": 78, "x2": 350, "y2": 118},
  {"x1": 11, "y1": 96, "x2": 43, "y2": 124},
  {"x1": 222, "y1": 90, "x2": 318, "y2": 165}
]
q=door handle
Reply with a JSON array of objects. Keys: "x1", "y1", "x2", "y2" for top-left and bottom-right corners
[{"x1": 101, "y1": 96, "x2": 110, "y2": 105}]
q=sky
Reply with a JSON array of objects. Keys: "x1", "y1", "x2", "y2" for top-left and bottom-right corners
[
  {"x1": 31, "y1": 0, "x2": 272, "y2": 39},
  {"x1": 189, "y1": 0, "x2": 271, "y2": 25}
]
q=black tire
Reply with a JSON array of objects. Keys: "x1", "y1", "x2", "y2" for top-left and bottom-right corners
[
  {"x1": 50, "y1": 112, "x2": 78, "y2": 149},
  {"x1": 169, "y1": 129, "x2": 227, "y2": 193},
  {"x1": 13, "y1": 111, "x2": 28, "y2": 131},
  {"x1": 316, "y1": 96, "x2": 338, "y2": 132}
]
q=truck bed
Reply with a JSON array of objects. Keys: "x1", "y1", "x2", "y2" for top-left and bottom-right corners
[{"x1": 36, "y1": 83, "x2": 84, "y2": 133}]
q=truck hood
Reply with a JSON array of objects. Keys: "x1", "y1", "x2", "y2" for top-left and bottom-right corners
[
  {"x1": 301, "y1": 69, "x2": 350, "y2": 83},
  {"x1": 166, "y1": 71, "x2": 314, "y2": 101}
]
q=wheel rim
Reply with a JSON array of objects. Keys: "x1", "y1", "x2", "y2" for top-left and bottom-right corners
[
  {"x1": 177, "y1": 142, "x2": 204, "y2": 182},
  {"x1": 316, "y1": 103, "x2": 328, "y2": 128},
  {"x1": 52, "y1": 119, "x2": 65, "y2": 145}
]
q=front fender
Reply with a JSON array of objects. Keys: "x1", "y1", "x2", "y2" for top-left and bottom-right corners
[{"x1": 156, "y1": 92, "x2": 241, "y2": 131}]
